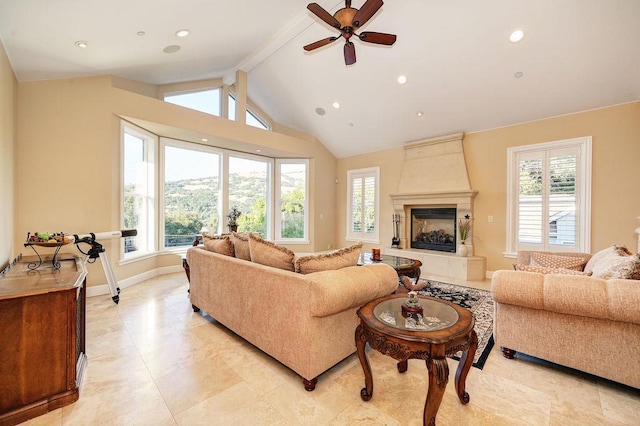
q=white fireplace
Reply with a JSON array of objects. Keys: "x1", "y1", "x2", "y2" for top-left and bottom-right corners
[
  {"x1": 390, "y1": 132, "x2": 477, "y2": 252},
  {"x1": 388, "y1": 132, "x2": 486, "y2": 280}
]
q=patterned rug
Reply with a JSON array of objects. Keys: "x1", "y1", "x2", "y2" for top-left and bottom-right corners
[{"x1": 413, "y1": 279, "x2": 495, "y2": 370}]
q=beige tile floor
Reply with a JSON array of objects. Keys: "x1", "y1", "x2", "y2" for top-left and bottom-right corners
[{"x1": 23, "y1": 272, "x2": 640, "y2": 425}]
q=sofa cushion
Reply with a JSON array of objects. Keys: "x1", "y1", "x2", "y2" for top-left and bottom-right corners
[
  {"x1": 530, "y1": 252, "x2": 588, "y2": 271},
  {"x1": 590, "y1": 251, "x2": 640, "y2": 280},
  {"x1": 249, "y1": 233, "x2": 295, "y2": 271},
  {"x1": 231, "y1": 232, "x2": 251, "y2": 260},
  {"x1": 584, "y1": 244, "x2": 631, "y2": 273},
  {"x1": 294, "y1": 242, "x2": 363, "y2": 274},
  {"x1": 203, "y1": 235, "x2": 234, "y2": 257},
  {"x1": 515, "y1": 264, "x2": 593, "y2": 276}
]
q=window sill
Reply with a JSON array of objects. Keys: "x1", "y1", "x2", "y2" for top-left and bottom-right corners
[{"x1": 273, "y1": 240, "x2": 310, "y2": 245}]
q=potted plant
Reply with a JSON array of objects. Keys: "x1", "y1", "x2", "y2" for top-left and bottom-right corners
[
  {"x1": 457, "y1": 215, "x2": 471, "y2": 257},
  {"x1": 227, "y1": 207, "x2": 242, "y2": 232}
]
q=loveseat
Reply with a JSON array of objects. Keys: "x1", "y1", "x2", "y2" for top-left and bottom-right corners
[
  {"x1": 185, "y1": 233, "x2": 398, "y2": 391},
  {"x1": 491, "y1": 246, "x2": 640, "y2": 388}
]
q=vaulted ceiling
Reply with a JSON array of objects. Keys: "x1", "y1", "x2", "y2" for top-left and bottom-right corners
[{"x1": 1, "y1": 0, "x2": 639, "y2": 158}]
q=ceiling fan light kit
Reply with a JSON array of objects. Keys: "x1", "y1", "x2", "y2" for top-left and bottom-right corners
[{"x1": 304, "y1": 0, "x2": 396, "y2": 65}]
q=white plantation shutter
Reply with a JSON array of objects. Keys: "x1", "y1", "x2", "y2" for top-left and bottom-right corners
[
  {"x1": 508, "y1": 138, "x2": 591, "y2": 253},
  {"x1": 347, "y1": 167, "x2": 380, "y2": 242}
]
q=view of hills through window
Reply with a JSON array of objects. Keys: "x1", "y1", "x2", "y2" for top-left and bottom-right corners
[{"x1": 158, "y1": 172, "x2": 305, "y2": 245}]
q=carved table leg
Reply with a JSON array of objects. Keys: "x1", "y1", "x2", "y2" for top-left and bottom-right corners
[
  {"x1": 424, "y1": 352, "x2": 449, "y2": 426},
  {"x1": 455, "y1": 329, "x2": 477, "y2": 404},
  {"x1": 182, "y1": 256, "x2": 191, "y2": 294},
  {"x1": 355, "y1": 324, "x2": 373, "y2": 401},
  {"x1": 397, "y1": 360, "x2": 408, "y2": 373}
]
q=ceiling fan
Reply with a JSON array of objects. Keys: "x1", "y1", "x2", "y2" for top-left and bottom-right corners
[{"x1": 304, "y1": 0, "x2": 397, "y2": 65}]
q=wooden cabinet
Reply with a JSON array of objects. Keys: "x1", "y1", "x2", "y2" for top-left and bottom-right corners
[{"x1": 0, "y1": 256, "x2": 87, "y2": 426}]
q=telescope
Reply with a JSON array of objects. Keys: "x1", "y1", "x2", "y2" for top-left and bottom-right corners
[{"x1": 70, "y1": 230, "x2": 137, "y2": 304}]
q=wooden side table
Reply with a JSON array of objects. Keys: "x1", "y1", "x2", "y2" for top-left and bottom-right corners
[
  {"x1": 358, "y1": 252, "x2": 422, "y2": 283},
  {"x1": 355, "y1": 294, "x2": 477, "y2": 426}
]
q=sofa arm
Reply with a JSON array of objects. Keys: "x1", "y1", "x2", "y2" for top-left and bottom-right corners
[
  {"x1": 308, "y1": 263, "x2": 398, "y2": 317},
  {"x1": 491, "y1": 270, "x2": 546, "y2": 310}
]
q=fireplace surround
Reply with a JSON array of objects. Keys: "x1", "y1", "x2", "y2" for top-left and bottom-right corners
[
  {"x1": 387, "y1": 132, "x2": 486, "y2": 280},
  {"x1": 389, "y1": 133, "x2": 477, "y2": 254}
]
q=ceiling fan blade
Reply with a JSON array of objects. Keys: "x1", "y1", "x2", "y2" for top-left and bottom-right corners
[
  {"x1": 357, "y1": 31, "x2": 396, "y2": 45},
  {"x1": 351, "y1": 0, "x2": 383, "y2": 28},
  {"x1": 344, "y1": 41, "x2": 356, "y2": 65},
  {"x1": 303, "y1": 36, "x2": 339, "y2": 51},
  {"x1": 307, "y1": 3, "x2": 341, "y2": 29}
]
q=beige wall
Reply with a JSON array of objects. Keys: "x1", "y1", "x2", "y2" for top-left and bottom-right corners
[
  {"x1": 15, "y1": 76, "x2": 336, "y2": 286},
  {"x1": 337, "y1": 102, "x2": 640, "y2": 273},
  {"x1": 0, "y1": 40, "x2": 16, "y2": 269}
]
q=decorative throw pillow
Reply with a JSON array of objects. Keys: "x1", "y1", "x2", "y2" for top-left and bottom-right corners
[
  {"x1": 231, "y1": 232, "x2": 251, "y2": 261},
  {"x1": 203, "y1": 235, "x2": 234, "y2": 257},
  {"x1": 584, "y1": 244, "x2": 630, "y2": 273},
  {"x1": 530, "y1": 252, "x2": 587, "y2": 271},
  {"x1": 248, "y1": 233, "x2": 295, "y2": 271},
  {"x1": 294, "y1": 242, "x2": 363, "y2": 274},
  {"x1": 515, "y1": 264, "x2": 593, "y2": 276},
  {"x1": 590, "y1": 252, "x2": 640, "y2": 280}
]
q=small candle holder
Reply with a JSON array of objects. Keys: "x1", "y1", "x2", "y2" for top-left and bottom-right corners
[
  {"x1": 371, "y1": 248, "x2": 381, "y2": 261},
  {"x1": 402, "y1": 291, "x2": 423, "y2": 319}
]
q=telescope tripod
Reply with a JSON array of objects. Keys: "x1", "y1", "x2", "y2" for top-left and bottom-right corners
[{"x1": 74, "y1": 234, "x2": 121, "y2": 304}]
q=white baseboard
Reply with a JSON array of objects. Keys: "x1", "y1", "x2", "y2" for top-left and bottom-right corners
[{"x1": 86, "y1": 265, "x2": 184, "y2": 298}]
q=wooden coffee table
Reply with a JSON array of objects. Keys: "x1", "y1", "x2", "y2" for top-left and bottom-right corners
[
  {"x1": 355, "y1": 294, "x2": 477, "y2": 426},
  {"x1": 358, "y1": 252, "x2": 422, "y2": 283}
]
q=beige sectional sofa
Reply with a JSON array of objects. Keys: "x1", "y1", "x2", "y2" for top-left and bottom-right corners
[
  {"x1": 185, "y1": 235, "x2": 398, "y2": 391},
  {"x1": 491, "y1": 246, "x2": 640, "y2": 389}
]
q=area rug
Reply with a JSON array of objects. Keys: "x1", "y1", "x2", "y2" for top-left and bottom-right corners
[{"x1": 414, "y1": 279, "x2": 495, "y2": 370}]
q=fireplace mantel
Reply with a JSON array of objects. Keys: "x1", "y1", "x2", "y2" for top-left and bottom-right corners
[{"x1": 389, "y1": 190, "x2": 478, "y2": 209}]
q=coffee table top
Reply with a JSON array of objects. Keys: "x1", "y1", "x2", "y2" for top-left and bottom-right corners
[
  {"x1": 374, "y1": 297, "x2": 459, "y2": 332},
  {"x1": 357, "y1": 294, "x2": 474, "y2": 342},
  {"x1": 358, "y1": 252, "x2": 421, "y2": 269}
]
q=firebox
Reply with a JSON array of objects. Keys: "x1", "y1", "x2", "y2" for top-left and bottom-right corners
[{"x1": 410, "y1": 208, "x2": 457, "y2": 252}]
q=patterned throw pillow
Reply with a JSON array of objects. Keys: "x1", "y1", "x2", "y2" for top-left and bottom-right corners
[
  {"x1": 530, "y1": 252, "x2": 587, "y2": 271},
  {"x1": 515, "y1": 264, "x2": 593, "y2": 276},
  {"x1": 248, "y1": 233, "x2": 295, "y2": 271},
  {"x1": 203, "y1": 235, "x2": 234, "y2": 257},
  {"x1": 590, "y1": 252, "x2": 640, "y2": 280},
  {"x1": 231, "y1": 232, "x2": 251, "y2": 261},
  {"x1": 294, "y1": 242, "x2": 363, "y2": 274}
]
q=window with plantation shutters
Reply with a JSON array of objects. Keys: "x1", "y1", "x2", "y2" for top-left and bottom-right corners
[
  {"x1": 347, "y1": 167, "x2": 380, "y2": 243},
  {"x1": 507, "y1": 137, "x2": 591, "y2": 254}
]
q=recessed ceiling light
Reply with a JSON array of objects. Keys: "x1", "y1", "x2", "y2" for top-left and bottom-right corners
[
  {"x1": 509, "y1": 30, "x2": 524, "y2": 43},
  {"x1": 397, "y1": 75, "x2": 407, "y2": 84},
  {"x1": 348, "y1": 122, "x2": 354, "y2": 127},
  {"x1": 332, "y1": 102, "x2": 340, "y2": 109},
  {"x1": 315, "y1": 107, "x2": 326, "y2": 116},
  {"x1": 514, "y1": 71, "x2": 524, "y2": 78},
  {"x1": 416, "y1": 111, "x2": 424, "y2": 117},
  {"x1": 201, "y1": 138, "x2": 208, "y2": 142},
  {"x1": 256, "y1": 149, "x2": 262, "y2": 153},
  {"x1": 163, "y1": 45, "x2": 181, "y2": 54},
  {"x1": 137, "y1": 31, "x2": 146, "y2": 37},
  {"x1": 175, "y1": 29, "x2": 190, "y2": 37},
  {"x1": 74, "y1": 40, "x2": 89, "y2": 48}
]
